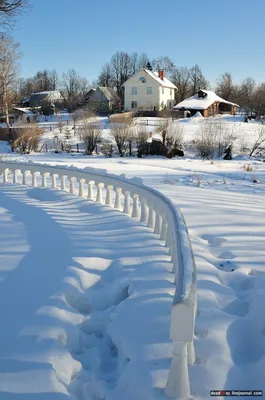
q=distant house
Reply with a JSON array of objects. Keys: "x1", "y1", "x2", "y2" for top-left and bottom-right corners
[
  {"x1": 23, "y1": 91, "x2": 64, "y2": 108},
  {"x1": 122, "y1": 68, "x2": 177, "y2": 112},
  {"x1": 84, "y1": 88, "x2": 96, "y2": 102},
  {"x1": 174, "y1": 89, "x2": 238, "y2": 117},
  {"x1": 84, "y1": 86, "x2": 121, "y2": 112}
]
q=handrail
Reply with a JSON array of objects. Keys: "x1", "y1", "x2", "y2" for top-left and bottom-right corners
[{"x1": 0, "y1": 160, "x2": 197, "y2": 399}]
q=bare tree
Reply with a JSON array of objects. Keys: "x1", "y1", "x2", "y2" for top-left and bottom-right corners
[
  {"x1": 111, "y1": 51, "x2": 131, "y2": 98},
  {"x1": 111, "y1": 124, "x2": 131, "y2": 156},
  {"x1": 79, "y1": 124, "x2": 101, "y2": 155},
  {"x1": 189, "y1": 64, "x2": 208, "y2": 95},
  {"x1": 97, "y1": 63, "x2": 115, "y2": 87},
  {"x1": 249, "y1": 125, "x2": 265, "y2": 156},
  {"x1": 156, "y1": 119, "x2": 169, "y2": 145},
  {"x1": 62, "y1": 68, "x2": 90, "y2": 111},
  {"x1": 172, "y1": 66, "x2": 191, "y2": 102},
  {"x1": 215, "y1": 72, "x2": 235, "y2": 101},
  {"x1": 57, "y1": 118, "x2": 65, "y2": 134},
  {"x1": 0, "y1": 0, "x2": 29, "y2": 27},
  {"x1": 152, "y1": 56, "x2": 176, "y2": 77},
  {"x1": 195, "y1": 121, "x2": 234, "y2": 158},
  {"x1": 0, "y1": 35, "x2": 21, "y2": 127},
  {"x1": 166, "y1": 123, "x2": 184, "y2": 151}
]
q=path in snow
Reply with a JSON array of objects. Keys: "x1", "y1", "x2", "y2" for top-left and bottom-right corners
[{"x1": 0, "y1": 185, "x2": 174, "y2": 400}]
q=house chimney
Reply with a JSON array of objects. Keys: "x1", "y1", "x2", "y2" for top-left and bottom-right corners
[{"x1": 158, "y1": 69, "x2": 164, "y2": 81}]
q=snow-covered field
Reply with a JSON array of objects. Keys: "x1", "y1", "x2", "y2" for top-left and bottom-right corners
[{"x1": 1, "y1": 115, "x2": 265, "y2": 399}]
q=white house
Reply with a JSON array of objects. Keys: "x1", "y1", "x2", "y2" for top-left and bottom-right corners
[{"x1": 123, "y1": 68, "x2": 177, "y2": 111}]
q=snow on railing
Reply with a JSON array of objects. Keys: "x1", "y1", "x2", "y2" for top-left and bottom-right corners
[{"x1": 0, "y1": 160, "x2": 197, "y2": 399}]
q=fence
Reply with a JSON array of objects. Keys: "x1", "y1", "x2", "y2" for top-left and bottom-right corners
[{"x1": 0, "y1": 161, "x2": 197, "y2": 399}]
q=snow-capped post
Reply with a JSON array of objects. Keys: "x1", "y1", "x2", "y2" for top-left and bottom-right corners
[
  {"x1": 132, "y1": 193, "x2": 140, "y2": 218},
  {"x1": 69, "y1": 177, "x2": 76, "y2": 194},
  {"x1": 123, "y1": 190, "x2": 131, "y2": 215},
  {"x1": 154, "y1": 211, "x2": 162, "y2": 235},
  {"x1": 3, "y1": 168, "x2": 9, "y2": 183},
  {"x1": 114, "y1": 187, "x2": 122, "y2": 210},
  {"x1": 140, "y1": 199, "x2": 148, "y2": 223},
  {"x1": 88, "y1": 180, "x2": 95, "y2": 200},
  {"x1": 105, "y1": 185, "x2": 113, "y2": 206},
  {"x1": 32, "y1": 172, "x2": 38, "y2": 187},
  {"x1": 147, "y1": 203, "x2": 155, "y2": 230},
  {"x1": 60, "y1": 175, "x2": 66, "y2": 191},
  {"x1": 96, "y1": 182, "x2": 104, "y2": 204},
  {"x1": 42, "y1": 172, "x2": 48, "y2": 187},
  {"x1": 52, "y1": 174, "x2": 57, "y2": 189}
]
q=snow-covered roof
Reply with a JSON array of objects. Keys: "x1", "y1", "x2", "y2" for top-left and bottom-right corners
[
  {"x1": 122, "y1": 69, "x2": 177, "y2": 89},
  {"x1": 143, "y1": 69, "x2": 177, "y2": 89},
  {"x1": 98, "y1": 87, "x2": 121, "y2": 103},
  {"x1": 174, "y1": 90, "x2": 239, "y2": 110},
  {"x1": 27, "y1": 91, "x2": 64, "y2": 107}
]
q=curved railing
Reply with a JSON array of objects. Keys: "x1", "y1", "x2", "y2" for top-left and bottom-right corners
[{"x1": 0, "y1": 160, "x2": 197, "y2": 399}]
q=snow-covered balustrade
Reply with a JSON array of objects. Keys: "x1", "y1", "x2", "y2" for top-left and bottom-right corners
[{"x1": 0, "y1": 161, "x2": 197, "y2": 399}]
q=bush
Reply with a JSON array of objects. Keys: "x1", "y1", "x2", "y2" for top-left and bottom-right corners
[
  {"x1": 102, "y1": 143, "x2": 114, "y2": 157},
  {"x1": 195, "y1": 122, "x2": 234, "y2": 159},
  {"x1": 11, "y1": 125, "x2": 43, "y2": 154}
]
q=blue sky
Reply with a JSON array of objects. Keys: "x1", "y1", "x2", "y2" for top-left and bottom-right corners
[{"x1": 12, "y1": 0, "x2": 265, "y2": 85}]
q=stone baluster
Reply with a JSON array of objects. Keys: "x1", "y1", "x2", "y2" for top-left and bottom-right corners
[
  {"x1": 105, "y1": 185, "x2": 113, "y2": 206},
  {"x1": 88, "y1": 180, "x2": 95, "y2": 200},
  {"x1": 60, "y1": 175, "x2": 67, "y2": 191},
  {"x1": 13, "y1": 170, "x2": 19, "y2": 184},
  {"x1": 132, "y1": 194, "x2": 140, "y2": 218},
  {"x1": 140, "y1": 199, "x2": 148, "y2": 223},
  {"x1": 52, "y1": 174, "x2": 57, "y2": 189},
  {"x1": 160, "y1": 215, "x2": 168, "y2": 241},
  {"x1": 3, "y1": 168, "x2": 9, "y2": 183},
  {"x1": 114, "y1": 187, "x2": 122, "y2": 210},
  {"x1": 70, "y1": 177, "x2": 76, "y2": 194},
  {"x1": 22, "y1": 170, "x2": 27, "y2": 186},
  {"x1": 32, "y1": 172, "x2": 38, "y2": 187},
  {"x1": 166, "y1": 222, "x2": 173, "y2": 248},
  {"x1": 123, "y1": 190, "x2": 131, "y2": 215},
  {"x1": 147, "y1": 203, "x2": 155, "y2": 230},
  {"x1": 42, "y1": 172, "x2": 47, "y2": 187},
  {"x1": 96, "y1": 183, "x2": 104, "y2": 204},
  {"x1": 78, "y1": 179, "x2": 85, "y2": 198},
  {"x1": 154, "y1": 210, "x2": 162, "y2": 235}
]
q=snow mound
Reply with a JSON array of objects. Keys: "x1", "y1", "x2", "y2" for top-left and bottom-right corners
[{"x1": 192, "y1": 111, "x2": 203, "y2": 118}]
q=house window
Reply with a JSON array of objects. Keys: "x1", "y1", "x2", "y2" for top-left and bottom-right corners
[
  {"x1": 170, "y1": 89, "x2": 172, "y2": 96},
  {"x1": 131, "y1": 87, "x2": 137, "y2": 95},
  {"x1": 161, "y1": 101, "x2": 164, "y2": 109},
  {"x1": 161, "y1": 88, "x2": 164, "y2": 94},
  {"x1": 169, "y1": 102, "x2": 172, "y2": 109},
  {"x1": 131, "y1": 101, "x2": 137, "y2": 109},
  {"x1": 147, "y1": 87, "x2": 152, "y2": 95}
]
